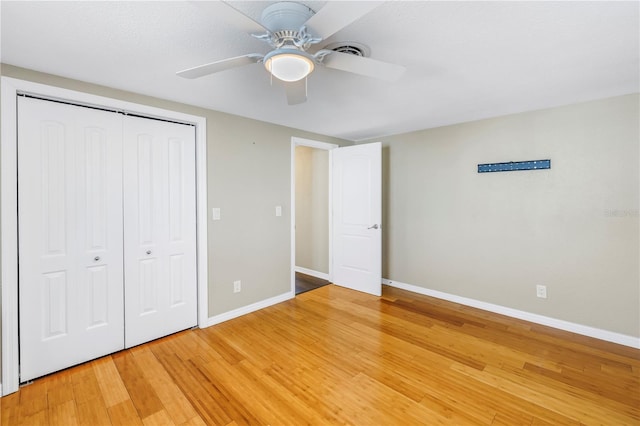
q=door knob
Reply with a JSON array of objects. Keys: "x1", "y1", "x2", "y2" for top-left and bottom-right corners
[
  {"x1": 94, "y1": 256, "x2": 100, "y2": 261},
  {"x1": 146, "y1": 250, "x2": 152, "y2": 255},
  {"x1": 368, "y1": 224, "x2": 379, "y2": 230}
]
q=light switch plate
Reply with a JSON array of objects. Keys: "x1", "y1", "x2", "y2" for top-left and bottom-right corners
[
  {"x1": 212, "y1": 208, "x2": 221, "y2": 221},
  {"x1": 275, "y1": 206, "x2": 282, "y2": 217}
]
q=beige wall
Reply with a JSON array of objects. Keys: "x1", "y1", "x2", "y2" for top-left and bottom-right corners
[
  {"x1": 2, "y1": 64, "x2": 638, "y2": 390},
  {"x1": 0, "y1": 64, "x2": 349, "y2": 324},
  {"x1": 369, "y1": 94, "x2": 639, "y2": 337},
  {"x1": 295, "y1": 146, "x2": 329, "y2": 274}
]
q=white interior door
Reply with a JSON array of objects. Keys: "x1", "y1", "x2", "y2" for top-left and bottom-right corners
[
  {"x1": 18, "y1": 97, "x2": 125, "y2": 381},
  {"x1": 331, "y1": 142, "x2": 382, "y2": 296},
  {"x1": 123, "y1": 116, "x2": 197, "y2": 348}
]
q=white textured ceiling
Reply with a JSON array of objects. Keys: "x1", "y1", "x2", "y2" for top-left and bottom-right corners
[{"x1": 2, "y1": 1, "x2": 638, "y2": 141}]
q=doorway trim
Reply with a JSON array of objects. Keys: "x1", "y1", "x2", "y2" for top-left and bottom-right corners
[
  {"x1": 1, "y1": 77, "x2": 208, "y2": 395},
  {"x1": 290, "y1": 137, "x2": 339, "y2": 295}
]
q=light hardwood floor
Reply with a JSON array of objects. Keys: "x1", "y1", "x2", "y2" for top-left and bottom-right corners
[{"x1": 2, "y1": 284, "x2": 639, "y2": 425}]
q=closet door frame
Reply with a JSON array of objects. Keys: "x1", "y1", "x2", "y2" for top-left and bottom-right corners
[{"x1": 1, "y1": 77, "x2": 209, "y2": 396}]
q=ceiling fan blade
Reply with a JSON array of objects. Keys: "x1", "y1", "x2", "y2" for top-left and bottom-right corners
[
  {"x1": 196, "y1": 1, "x2": 268, "y2": 34},
  {"x1": 323, "y1": 51, "x2": 406, "y2": 82},
  {"x1": 305, "y1": 1, "x2": 383, "y2": 40},
  {"x1": 177, "y1": 54, "x2": 263, "y2": 79},
  {"x1": 284, "y1": 79, "x2": 307, "y2": 105}
]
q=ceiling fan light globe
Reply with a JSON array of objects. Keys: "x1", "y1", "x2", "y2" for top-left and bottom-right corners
[{"x1": 265, "y1": 53, "x2": 314, "y2": 82}]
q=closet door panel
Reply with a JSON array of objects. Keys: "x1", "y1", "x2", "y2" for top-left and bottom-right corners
[
  {"x1": 167, "y1": 137, "x2": 195, "y2": 309},
  {"x1": 77, "y1": 122, "x2": 124, "y2": 331},
  {"x1": 133, "y1": 133, "x2": 163, "y2": 316},
  {"x1": 18, "y1": 97, "x2": 124, "y2": 382},
  {"x1": 123, "y1": 116, "x2": 197, "y2": 348}
]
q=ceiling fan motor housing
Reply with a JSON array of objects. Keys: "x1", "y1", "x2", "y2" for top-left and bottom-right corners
[
  {"x1": 261, "y1": 2, "x2": 315, "y2": 32},
  {"x1": 259, "y1": 2, "x2": 321, "y2": 51}
]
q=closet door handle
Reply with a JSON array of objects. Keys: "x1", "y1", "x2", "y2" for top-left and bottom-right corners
[
  {"x1": 94, "y1": 256, "x2": 100, "y2": 262},
  {"x1": 367, "y1": 224, "x2": 379, "y2": 230},
  {"x1": 146, "y1": 250, "x2": 152, "y2": 255}
]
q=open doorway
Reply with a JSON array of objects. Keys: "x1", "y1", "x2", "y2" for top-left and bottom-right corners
[
  {"x1": 291, "y1": 138, "x2": 337, "y2": 295},
  {"x1": 290, "y1": 137, "x2": 382, "y2": 297}
]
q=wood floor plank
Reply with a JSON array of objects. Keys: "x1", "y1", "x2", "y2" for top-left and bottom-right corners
[
  {"x1": 1, "y1": 392, "x2": 21, "y2": 425},
  {"x1": 439, "y1": 370, "x2": 580, "y2": 426},
  {"x1": 354, "y1": 354, "x2": 427, "y2": 403},
  {"x1": 190, "y1": 357, "x2": 265, "y2": 426},
  {"x1": 112, "y1": 351, "x2": 164, "y2": 420},
  {"x1": 2, "y1": 284, "x2": 638, "y2": 426},
  {"x1": 107, "y1": 400, "x2": 143, "y2": 426},
  {"x1": 75, "y1": 396, "x2": 112, "y2": 426},
  {"x1": 233, "y1": 359, "x2": 330, "y2": 424},
  {"x1": 524, "y1": 361, "x2": 639, "y2": 406},
  {"x1": 92, "y1": 356, "x2": 130, "y2": 408},
  {"x1": 17, "y1": 380, "x2": 48, "y2": 419},
  {"x1": 193, "y1": 328, "x2": 246, "y2": 365},
  {"x1": 14, "y1": 409, "x2": 48, "y2": 426},
  {"x1": 132, "y1": 348, "x2": 200, "y2": 425},
  {"x1": 452, "y1": 362, "x2": 639, "y2": 425},
  {"x1": 491, "y1": 411, "x2": 533, "y2": 425},
  {"x1": 263, "y1": 363, "x2": 347, "y2": 424},
  {"x1": 141, "y1": 409, "x2": 176, "y2": 426},
  {"x1": 151, "y1": 352, "x2": 235, "y2": 426},
  {"x1": 347, "y1": 372, "x2": 454, "y2": 425},
  {"x1": 47, "y1": 399, "x2": 77, "y2": 426},
  {"x1": 45, "y1": 381, "x2": 75, "y2": 408},
  {"x1": 71, "y1": 363, "x2": 103, "y2": 406},
  {"x1": 177, "y1": 416, "x2": 208, "y2": 426}
]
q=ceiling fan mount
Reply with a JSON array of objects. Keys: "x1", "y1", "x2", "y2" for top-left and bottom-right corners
[
  {"x1": 253, "y1": 2, "x2": 321, "y2": 50},
  {"x1": 177, "y1": 1, "x2": 405, "y2": 104},
  {"x1": 260, "y1": 1, "x2": 315, "y2": 32}
]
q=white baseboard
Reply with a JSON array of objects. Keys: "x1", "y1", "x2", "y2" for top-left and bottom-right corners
[
  {"x1": 201, "y1": 291, "x2": 294, "y2": 328},
  {"x1": 295, "y1": 266, "x2": 329, "y2": 281},
  {"x1": 382, "y1": 278, "x2": 640, "y2": 349}
]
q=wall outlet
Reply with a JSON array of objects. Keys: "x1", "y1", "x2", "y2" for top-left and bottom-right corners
[
  {"x1": 233, "y1": 280, "x2": 241, "y2": 293},
  {"x1": 536, "y1": 285, "x2": 547, "y2": 299}
]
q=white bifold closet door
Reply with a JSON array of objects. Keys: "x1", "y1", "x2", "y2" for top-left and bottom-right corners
[
  {"x1": 18, "y1": 97, "x2": 125, "y2": 381},
  {"x1": 123, "y1": 115, "x2": 197, "y2": 348},
  {"x1": 18, "y1": 97, "x2": 197, "y2": 382}
]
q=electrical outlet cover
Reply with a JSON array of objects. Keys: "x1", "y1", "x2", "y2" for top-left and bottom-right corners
[{"x1": 536, "y1": 285, "x2": 547, "y2": 299}]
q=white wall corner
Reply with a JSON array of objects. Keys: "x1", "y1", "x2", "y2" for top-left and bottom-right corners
[{"x1": 382, "y1": 278, "x2": 640, "y2": 349}]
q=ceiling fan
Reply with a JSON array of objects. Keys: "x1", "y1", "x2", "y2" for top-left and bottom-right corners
[{"x1": 176, "y1": 1, "x2": 406, "y2": 105}]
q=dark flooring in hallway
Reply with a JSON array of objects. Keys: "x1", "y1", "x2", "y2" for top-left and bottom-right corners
[{"x1": 295, "y1": 272, "x2": 329, "y2": 295}]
